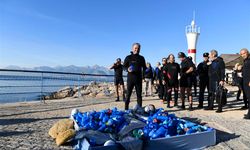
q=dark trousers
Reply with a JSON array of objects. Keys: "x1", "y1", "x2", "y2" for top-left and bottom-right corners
[
  {"x1": 243, "y1": 84, "x2": 250, "y2": 117},
  {"x1": 125, "y1": 74, "x2": 142, "y2": 110},
  {"x1": 208, "y1": 80, "x2": 221, "y2": 111},
  {"x1": 199, "y1": 78, "x2": 209, "y2": 107}
]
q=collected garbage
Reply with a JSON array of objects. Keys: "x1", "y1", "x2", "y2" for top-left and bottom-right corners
[{"x1": 48, "y1": 104, "x2": 215, "y2": 149}]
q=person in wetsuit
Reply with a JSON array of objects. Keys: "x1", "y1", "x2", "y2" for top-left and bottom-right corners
[
  {"x1": 178, "y1": 52, "x2": 194, "y2": 111},
  {"x1": 110, "y1": 58, "x2": 125, "y2": 102},
  {"x1": 165, "y1": 54, "x2": 180, "y2": 107},
  {"x1": 123, "y1": 43, "x2": 146, "y2": 110}
]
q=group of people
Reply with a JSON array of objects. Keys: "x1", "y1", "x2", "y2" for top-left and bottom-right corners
[{"x1": 110, "y1": 43, "x2": 250, "y2": 119}]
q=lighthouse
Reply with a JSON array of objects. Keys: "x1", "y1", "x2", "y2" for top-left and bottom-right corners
[{"x1": 185, "y1": 14, "x2": 200, "y2": 65}]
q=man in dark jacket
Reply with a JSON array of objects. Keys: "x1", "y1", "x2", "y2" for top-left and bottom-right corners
[
  {"x1": 197, "y1": 52, "x2": 210, "y2": 108},
  {"x1": 240, "y1": 48, "x2": 250, "y2": 119},
  {"x1": 206, "y1": 50, "x2": 225, "y2": 113},
  {"x1": 123, "y1": 43, "x2": 146, "y2": 110},
  {"x1": 110, "y1": 58, "x2": 125, "y2": 102},
  {"x1": 178, "y1": 52, "x2": 194, "y2": 111}
]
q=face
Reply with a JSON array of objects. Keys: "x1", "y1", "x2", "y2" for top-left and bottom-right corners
[
  {"x1": 203, "y1": 57, "x2": 209, "y2": 61},
  {"x1": 132, "y1": 44, "x2": 140, "y2": 54},
  {"x1": 209, "y1": 52, "x2": 215, "y2": 60},
  {"x1": 240, "y1": 50, "x2": 248, "y2": 60},
  {"x1": 162, "y1": 59, "x2": 167, "y2": 65},
  {"x1": 146, "y1": 63, "x2": 150, "y2": 68},
  {"x1": 169, "y1": 55, "x2": 174, "y2": 63},
  {"x1": 178, "y1": 57, "x2": 184, "y2": 62}
]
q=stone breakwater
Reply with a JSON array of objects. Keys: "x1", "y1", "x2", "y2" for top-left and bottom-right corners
[{"x1": 43, "y1": 82, "x2": 122, "y2": 100}]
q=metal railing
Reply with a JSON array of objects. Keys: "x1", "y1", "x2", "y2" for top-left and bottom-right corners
[{"x1": 0, "y1": 69, "x2": 119, "y2": 103}]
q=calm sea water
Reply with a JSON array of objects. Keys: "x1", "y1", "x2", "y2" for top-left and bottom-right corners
[{"x1": 0, "y1": 73, "x2": 113, "y2": 103}]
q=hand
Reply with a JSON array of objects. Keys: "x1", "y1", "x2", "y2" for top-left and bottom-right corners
[
  {"x1": 219, "y1": 81, "x2": 224, "y2": 86},
  {"x1": 162, "y1": 80, "x2": 166, "y2": 85},
  {"x1": 128, "y1": 67, "x2": 132, "y2": 72},
  {"x1": 207, "y1": 61, "x2": 212, "y2": 65},
  {"x1": 248, "y1": 82, "x2": 250, "y2": 87}
]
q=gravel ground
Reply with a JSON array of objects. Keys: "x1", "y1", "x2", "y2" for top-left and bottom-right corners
[{"x1": 0, "y1": 86, "x2": 249, "y2": 150}]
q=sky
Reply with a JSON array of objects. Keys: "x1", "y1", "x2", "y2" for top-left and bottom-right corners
[{"x1": 0, "y1": 0, "x2": 250, "y2": 68}]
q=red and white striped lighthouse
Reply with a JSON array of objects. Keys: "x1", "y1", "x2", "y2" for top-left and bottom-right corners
[{"x1": 186, "y1": 14, "x2": 200, "y2": 65}]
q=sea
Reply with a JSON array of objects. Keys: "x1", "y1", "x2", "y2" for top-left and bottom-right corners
[{"x1": 0, "y1": 72, "x2": 114, "y2": 103}]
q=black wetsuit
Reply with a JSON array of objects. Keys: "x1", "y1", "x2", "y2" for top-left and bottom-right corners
[
  {"x1": 111, "y1": 64, "x2": 124, "y2": 85},
  {"x1": 208, "y1": 57, "x2": 225, "y2": 111},
  {"x1": 180, "y1": 58, "x2": 194, "y2": 88},
  {"x1": 165, "y1": 62, "x2": 180, "y2": 106},
  {"x1": 123, "y1": 53, "x2": 146, "y2": 110},
  {"x1": 197, "y1": 60, "x2": 209, "y2": 107},
  {"x1": 242, "y1": 56, "x2": 250, "y2": 118},
  {"x1": 161, "y1": 64, "x2": 168, "y2": 103}
]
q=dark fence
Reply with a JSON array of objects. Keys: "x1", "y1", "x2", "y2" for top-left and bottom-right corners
[{"x1": 0, "y1": 69, "x2": 119, "y2": 103}]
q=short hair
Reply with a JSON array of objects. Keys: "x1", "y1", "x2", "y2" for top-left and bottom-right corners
[
  {"x1": 240, "y1": 48, "x2": 249, "y2": 54},
  {"x1": 132, "y1": 43, "x2": 141, "y2": 50},
  {"x1": 210, "y1": 49, "x2": 218, "y2": 57}
]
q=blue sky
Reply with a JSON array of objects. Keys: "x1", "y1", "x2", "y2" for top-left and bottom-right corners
[{"x1": 0, "y1": 0, "x2": 250, "y2": 68}]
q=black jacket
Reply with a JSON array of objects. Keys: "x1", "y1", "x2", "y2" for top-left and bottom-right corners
[
  {"x1": 123, "y1": 53, "x2": 146, "y2": 77},
  {"x1": 243, "y1": 56, "x2": 250, "y2": 87},
  {"x1": 144, "y1": 66, "x2": 153, "y2": 79},
  {"x1": 197, "y1": 60, "x2": 209, "y2": 80},
  {"x1": 208, "y1": 57, "x2": 225, "y2": 82}
]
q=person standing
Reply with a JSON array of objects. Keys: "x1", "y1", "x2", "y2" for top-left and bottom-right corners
[
  {"x1": 161, "y1": 58, "x2": 169, "y2": 105},
  {"x1": 123, "y1": 43, "x2": 146, "y2": 110},
  {"x1": 197, "y1": 52, "x2": 210, "y2": 108},
  {"x1": 178, "y1": 52, "x2": 194, "y2": 111},
  {"x1": 153, "y1": 62, "x2": 161, "y2": 95},
  {"x1": 165, "y1": 54, "x2": 180, "y2": 107},
  {"x1": 188, "y1": 56, "x2": 198, "y2": 97},
  {"x1": 206, "y1": 50, "x2": 225, "y2": 113},
  {"x1": 143, "y1": 62, "x2": 153, "y2": 97},
  {"x1": 240, "y1": 48, "x2": 250, "y2": 119},
  {"x1": 110, "y1": 58, "x2": 125, "y2": 102}
]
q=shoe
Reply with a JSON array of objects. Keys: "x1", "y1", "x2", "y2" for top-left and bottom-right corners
[
  {"x1": 197, "y1": 105, "x2": 203, "y2": 109},
  {"x1": 240, "y1": 106, "x2": 248, "y2": 110},
  {"x1": 243, "y1": 114, "x2": 250, "y2": 119},
  {"x1": 115, "y1": 98, "x2": 120, "y2": 102},
  {"x1": 181, "y1": 105, "x2": 185, "y2": 110},
  {"x1": 188, "y1": 105, "x2": 193, "y2": 111},
  {"x1": 204, "y1": 107, "x2": 213, "y2": 110},
  {"x1": 216, "y1": 110, "x2": 222, "y2": 113}
]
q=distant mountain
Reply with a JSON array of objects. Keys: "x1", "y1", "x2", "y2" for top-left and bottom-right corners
[{"x1": 4, "y1": 65, "x2": 114, "y2": 75}]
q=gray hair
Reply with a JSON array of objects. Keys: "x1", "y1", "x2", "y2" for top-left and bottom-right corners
[
  {"x1": 210, "y1": 49, "x2": 218, "y2": 57},
  {"x1": 132, "y1": 43, "x2": 141, "y2": 50},
  {"x1": 240, "y1": 48, "x2": 249, "y2": 54}
]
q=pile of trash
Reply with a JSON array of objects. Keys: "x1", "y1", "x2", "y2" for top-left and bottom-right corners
[{"x1": 48, "y1": 105, "x2": 214, "y2": 149}]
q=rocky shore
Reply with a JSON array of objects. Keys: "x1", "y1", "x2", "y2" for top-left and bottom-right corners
[
  {"x1": 43, "y1": 82, "x2": 120, "y2": 100},
  {"x1": 0, "y1": 85, "x2": 250, "y2": 149}
]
